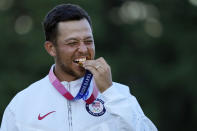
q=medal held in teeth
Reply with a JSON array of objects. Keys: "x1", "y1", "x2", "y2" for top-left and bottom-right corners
[{"x1": 75, "y1": 57, "x2": 86, "y2": 66}]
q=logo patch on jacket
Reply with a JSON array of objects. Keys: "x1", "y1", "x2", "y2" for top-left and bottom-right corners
[{"x1": 86, "y1": 98, "x2": 106, "y2": 116}]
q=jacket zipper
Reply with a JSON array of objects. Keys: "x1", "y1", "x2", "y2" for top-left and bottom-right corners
[{"x1": 67, "y1": 83, "x2": 73, "y2": 131}]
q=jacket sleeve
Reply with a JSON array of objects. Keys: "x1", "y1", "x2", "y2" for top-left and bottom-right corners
[
  {"x1": 101, "y1": 83, "x2": 158, "y2": 131},
  {"x1": 1, "y1": 105, "x2": 19, "y2": 131}
]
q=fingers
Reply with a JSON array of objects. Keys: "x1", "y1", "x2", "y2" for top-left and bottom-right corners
[
  {"x1": 97, "y1": 57, "x2": 108, "y2": 67},
  {"x1": 83, "y1": 57, "x2": 111, "y2": 78},
  {"x1": 83, "y1": 57, "x2": 110, "y2": 71},
  {"x1": 96, "y1": 57, "x2": 111, "y2": 75},
  {"x1": 83, "y1": 60, "x2": 97, "y2": 70},
  {"x1": 83, "y1": 60, "x2": 103, "y2": 77},
  {"x1": 83, "y1": 65, "x2": 99, "y2": 79},
  {"x1": 83, "y1": 57, "x2": 112, "y2": 93}
]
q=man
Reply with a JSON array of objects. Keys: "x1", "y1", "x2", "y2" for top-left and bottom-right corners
[{"x1": 0, "y1": 4, "x2": 157, "y2": 131}]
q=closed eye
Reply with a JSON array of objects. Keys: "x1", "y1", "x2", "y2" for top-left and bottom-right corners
[
  {"x1": 67, "y1": 41, "x2": 78, "y2": 46},
  {"x1": 84, "y1": 40, "x2": 93, "y2": 45}
]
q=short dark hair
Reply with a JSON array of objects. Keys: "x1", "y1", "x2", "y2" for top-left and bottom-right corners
[{"x1": 43, "y1": 4, "x2": 92, "y2": 44}]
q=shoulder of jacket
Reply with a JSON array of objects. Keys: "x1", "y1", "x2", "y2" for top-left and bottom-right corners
[
  {"x1": 7, "y1": 75, "x2": 49, "y2": 112},
  {"x1": 112, "y1": 82, "x2": 131, "y2": 94}
]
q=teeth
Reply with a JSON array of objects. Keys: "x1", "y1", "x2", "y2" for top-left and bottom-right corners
[
  {"x1": 74, "y1": 57, "x2": 86, "y2": 66},
  {"x1": 74, "y1": 58, "x2": 86, "y2": 62}
]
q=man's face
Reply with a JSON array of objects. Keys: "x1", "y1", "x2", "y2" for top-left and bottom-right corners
[{"x1": 54, "y1": 19, "x2": 95, "y2": 79}]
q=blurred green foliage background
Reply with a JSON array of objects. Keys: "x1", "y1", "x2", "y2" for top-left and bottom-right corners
[{"x1": 0, "y1": 0, "x2": 197, "y2": 130}]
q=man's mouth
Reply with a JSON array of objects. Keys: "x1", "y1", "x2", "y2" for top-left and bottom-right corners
[{"x1": 73, "y1": 57, "x2": 87, "y2": 66}]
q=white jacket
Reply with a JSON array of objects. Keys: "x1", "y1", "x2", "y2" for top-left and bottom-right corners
[{"x1": 1, "y1": 75, "x2": 157, "y2": 131}]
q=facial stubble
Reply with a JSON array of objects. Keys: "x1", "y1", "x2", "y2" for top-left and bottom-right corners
[{"x1": 56, "y1": 50, "x2": 86, "y2": 80}]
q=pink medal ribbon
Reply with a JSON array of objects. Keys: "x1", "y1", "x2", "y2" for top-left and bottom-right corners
[{"x1": 49, "y1": 65, "x2": 98, "y2": 104}]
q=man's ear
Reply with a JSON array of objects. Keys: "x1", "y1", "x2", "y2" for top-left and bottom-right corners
[{"x1": 44, "y1": 41, "x2": 56, "y2": 57}]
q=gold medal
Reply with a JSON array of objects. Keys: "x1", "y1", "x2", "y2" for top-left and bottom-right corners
[{"x1": 74, "y1": 57, "x2": 86, "y2": 66}]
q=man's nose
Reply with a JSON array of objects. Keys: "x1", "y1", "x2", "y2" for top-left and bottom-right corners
[{"x1": 78, "y1": 42, "x2": 88, "y2": 53}]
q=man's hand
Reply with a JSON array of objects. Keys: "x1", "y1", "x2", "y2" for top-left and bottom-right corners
[{"x1": 83, "y1": 57, "x2": 112, "y2": 93}]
